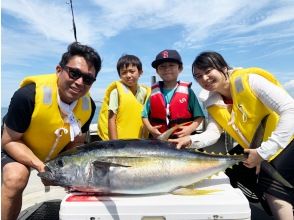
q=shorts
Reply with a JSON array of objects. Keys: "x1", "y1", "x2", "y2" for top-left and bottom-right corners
[
  {"x1": 258, "y1": 139, "x2": 294, "y2": 205},
  {"x1": 225, "y1": 145, "x2": 261, "y2": 202},
  {"x1": 225, "y1": 141, "x2": 294, "y2": 215},
  {"x1": 1, "y1": 150, "x2": 16, "y2": 169}
]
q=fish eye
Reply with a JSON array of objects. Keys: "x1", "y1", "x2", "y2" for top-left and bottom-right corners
[{"x1": 57, "y1": 159, "x2": 64, "y2": 167}]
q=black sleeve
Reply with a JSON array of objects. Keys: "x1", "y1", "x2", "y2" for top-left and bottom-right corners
[
  {"x1": 4, "y1": 84, "x2": 95, "y2": 134},
  {"x1": 4, "y1": 84, "x2": 35, "y2": 133},
  {"x1": 81, "y1": 98, "x2": 96, "y2": 133}
]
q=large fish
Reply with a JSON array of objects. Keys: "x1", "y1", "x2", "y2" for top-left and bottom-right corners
[{"x1": 38, "y1": 139, "x2": 245, "y2": 194}]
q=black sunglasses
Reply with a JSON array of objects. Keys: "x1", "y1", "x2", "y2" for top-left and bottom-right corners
[{"x1": 62, "y1": 65, "x2": 96, "y2": 85}]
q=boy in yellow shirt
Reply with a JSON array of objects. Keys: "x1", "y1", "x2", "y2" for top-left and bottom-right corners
[{"x1": 98, "y1": 54, "x2": 150, "y2": 140}]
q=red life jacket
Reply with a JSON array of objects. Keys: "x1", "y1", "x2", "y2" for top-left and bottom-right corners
[{"x1": 149, "y1": 81, "x2": 193, "y2": 133}]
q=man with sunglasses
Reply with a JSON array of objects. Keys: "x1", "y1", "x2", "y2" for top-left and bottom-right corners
[{"x1": 1, "y1": 42, "x2": 102, "y2": 220}]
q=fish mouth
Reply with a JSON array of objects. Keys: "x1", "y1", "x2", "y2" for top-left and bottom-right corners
[
  {"x1": 38, "y1": 166, "x2": 55, "y2": 182},
  {"x1": 38, "y1": 166, "x2": 69, "y2": 187}
]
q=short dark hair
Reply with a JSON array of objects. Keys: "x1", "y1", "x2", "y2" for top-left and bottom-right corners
[
  {"x1": 59, "y1": 42, "x2": 102, "y2": 77},
  {"x1": 116, "y1": 54, "x2": 142, "y2": 76},
  {"x1": 192, "y1": 51, "x2": 230, "y2": 79}
]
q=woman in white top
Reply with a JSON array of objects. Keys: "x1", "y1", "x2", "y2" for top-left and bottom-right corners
[{"x1": 170, "y1": 51, "x2": 294, "y2": 220}]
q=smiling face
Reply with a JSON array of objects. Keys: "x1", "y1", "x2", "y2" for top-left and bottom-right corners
[
  {"x1": 56, "y1": 55, "x2": 96, "y2": 104},
  {"x1": 156, "y1": 62, "x2": 182, "y2": 84},
  {"x1": 193, "y1": 67, "x2": 228, "y2": 92}
]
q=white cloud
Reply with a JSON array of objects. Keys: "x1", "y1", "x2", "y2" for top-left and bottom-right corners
[
  {"x1": 3, "y1": 0, "x2": 294, "y2": 63},
  {"x1": 2, "y1": 0, "x2": 294, "y2": 105},
  {"x1": 2, "y1": 27, "x2": 64, "y2": 66},
  {"x1": 252, "y1": 3, "x2": 294, "y2": 28},
  {"x1": 284, "y1": 80, "x2": 294, "y2": 98},
  {"x1": 2, "y1": 0, "x2": 96, "y2": 43},
  {"x1": 284, "y1": 80, "x2": 294, "y2": 88}
]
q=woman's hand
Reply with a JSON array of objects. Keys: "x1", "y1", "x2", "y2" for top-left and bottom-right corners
[
  {"x1": 243, "y1": 149, "x2": 263, "y2": 174},
  {"x1": 168, "y1": 136, "x2": 192, "y2": 149}
]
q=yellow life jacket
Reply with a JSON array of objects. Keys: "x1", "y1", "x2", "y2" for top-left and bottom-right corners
[
  {"x1": 207, "y1": 67, "x2": 288, "y2": 160},
  {"x1": 97, "y1": 81, "x2": 151, "y2": 140},
  {"x1": 21, "y1": 74, "x2": 92, "y2": 161}
]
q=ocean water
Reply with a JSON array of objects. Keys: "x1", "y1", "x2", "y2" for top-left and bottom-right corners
[
  {"x1": 1, "y1": 106, "x2": 101, "y2": 124},
  {"x1": 1, "y1": 107, "x2": 8, "y2": 121}
]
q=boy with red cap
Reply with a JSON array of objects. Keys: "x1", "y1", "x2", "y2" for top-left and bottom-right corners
[{"x1": 142, "y1": 49, "x2": 204, "y2": 138}]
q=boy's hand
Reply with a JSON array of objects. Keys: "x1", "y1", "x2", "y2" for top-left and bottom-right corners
[
  {"x1": 150, "y1": 125, "x2": 162, "y2": 138},
  {"x1": 173, "y1": 125, "x2": 194, "y2": 137}
]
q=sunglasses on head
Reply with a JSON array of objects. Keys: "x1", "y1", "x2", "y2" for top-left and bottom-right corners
[{"x1": 62, "y1": 65, "x2": 96, "y2": 85}]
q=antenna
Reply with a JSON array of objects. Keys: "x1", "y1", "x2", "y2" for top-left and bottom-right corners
[
  {"x1": 67, "y1": 0, "x2": 78, "y2": 42},
  {"x1": 151, "y1": 76, "x2": 156, "y2": 85}
]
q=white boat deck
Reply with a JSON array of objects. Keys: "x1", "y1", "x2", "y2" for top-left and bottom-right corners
[
  {"x1": 21, "y1": 170, "x2": 67, "y2": 211},
  {"x1": 59, "y1": 172, "x2": 251, "y2": 220}
]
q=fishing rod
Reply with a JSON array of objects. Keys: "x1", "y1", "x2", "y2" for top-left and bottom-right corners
[{"x1": 67, "y1": 0, "x2": 78, "y2": 42}]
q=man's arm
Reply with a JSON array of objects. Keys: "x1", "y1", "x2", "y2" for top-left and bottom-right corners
[
  {"x1": 1, "y1": 84, "x2": 45, "y2": 171},
  {"x1": 1, "y1": 124, "x2": 45, "y2": 172}
]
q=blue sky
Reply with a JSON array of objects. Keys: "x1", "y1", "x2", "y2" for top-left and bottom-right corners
[{"x1": 1, "y1": 0, "x2": 294, "y2": 107}]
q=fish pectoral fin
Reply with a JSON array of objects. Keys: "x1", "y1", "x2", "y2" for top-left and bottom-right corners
[
  {"x1": 171, "y1": 187, "x2": 222, "y2": 196},
  {"x1": 92, "y1": 159, "x2": 131, "y2": 168}
]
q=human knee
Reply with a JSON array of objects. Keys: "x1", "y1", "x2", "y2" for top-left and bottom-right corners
[
  {"x1": 266, "y1": 193, "x2": 292, "y2": 209},
  {"x1": 2, "y1": 164, "x2": 30, "y2": 192}
]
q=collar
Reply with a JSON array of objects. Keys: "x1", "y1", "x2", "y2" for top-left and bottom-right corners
[
  {"x1": 57, "y1": 93, "x2": 81, "y2": 141},
  {"x1": 198, "y1": 89, "x2": 227, "y2": 108}
]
